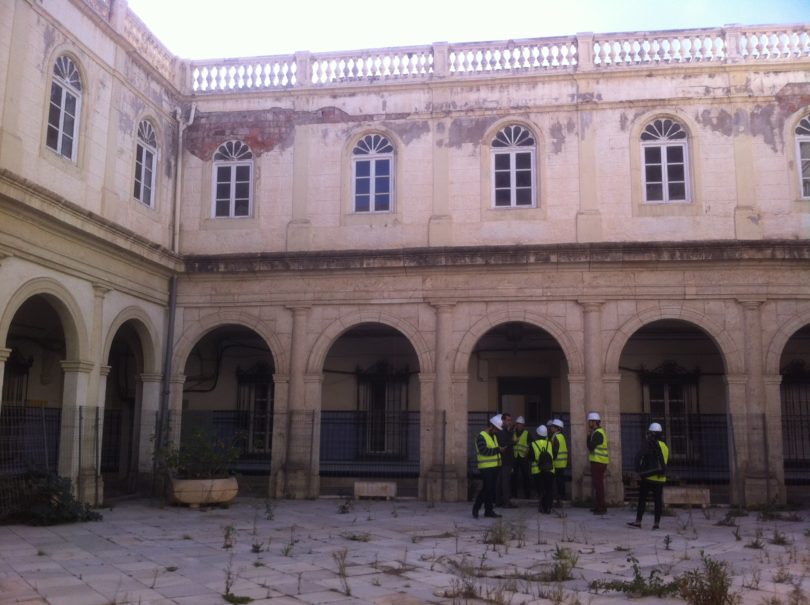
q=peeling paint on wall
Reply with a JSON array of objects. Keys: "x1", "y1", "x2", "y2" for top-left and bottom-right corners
[
  {"x1": 382, "y1": 120, "x2": 430, "y2": 145},
  {"x1": 696, "y1": 109, "x2": 734, "y2": 137},
  {"x1": 446, "y1": 116, "x2": 496, "y2": 149}
]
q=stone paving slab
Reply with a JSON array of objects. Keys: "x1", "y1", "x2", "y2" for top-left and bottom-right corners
[{"x1": 1, "y1": 498, "x2": 809, "y2": 604}]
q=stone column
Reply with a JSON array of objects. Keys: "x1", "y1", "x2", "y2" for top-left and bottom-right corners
[
  {"x1": 284, "y1": 305, "x2": 313, "y2": 498},
  {"x1": 167, "y1": 373, "x2": 186, "y2": 445},
  {"x1": 418, "y1": 372, "x2": 436, "y2": 499},
  {"x1": 602, "y1": 372, "x2": 624, "y2": 504},
  {"x1": 302, "y1": 372, "x2": 323, "y2": 498},
  {"x1": 763, "y1": 373, "x2": 786, "y2": 504},
  {"x1": 137, "y1": 372, "x2": 162, "y2": 476},
  {"x1": 450, "y1": 372, "x2": 471, "y2": 501},
  {"x1": 0, "y1": 347, "x2": 11, "y2": 416},
  {"x1": 57, "y1": 360, "x2": 94, "y2": 500},
  {"x1": 725, "y1": 373, "x2": 749, "y2": 506},
  {"x1": 567, "y1": 372, "x2": 587, "y2": 500},
  {"x1": 270, "y1": 373, "x2": 289, "y2": 498}
]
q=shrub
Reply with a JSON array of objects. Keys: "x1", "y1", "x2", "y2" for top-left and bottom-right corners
[
  {"x1": 13, "y1": 472, "x2": 102, "y2": 526},
  {"x1": 677, "y1": 552, "x2": 740, "y2": 605}
]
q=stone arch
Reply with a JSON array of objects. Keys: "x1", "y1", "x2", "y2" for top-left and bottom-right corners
[
  {"x1": 452, "y1": 309, "x2": 583, "y2": 375},
  {"x1": 604, "y1": 305, "x2": 743, "y2": 376},
  {"x1": 102, "y1": 307, "x2": 161, "y2": 375},
  {"x1": 0, "y1": 277, "x2": 88, "y2": 361},
  {"x1": 764, "y1": 309, "x2": 810, "y2": 375},
  {"x1": 172, "y1": 310, "x2": 287, "y2": 376},
  {"x1": 306, "y1": 310, "x2": 433, "y2": 375}
]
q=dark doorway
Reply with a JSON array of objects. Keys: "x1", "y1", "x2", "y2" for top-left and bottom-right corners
[{"x1": 497, "y1": 377, "x2": 551, "y2": 426}]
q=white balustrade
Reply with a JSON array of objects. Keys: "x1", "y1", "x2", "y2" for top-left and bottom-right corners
[
  {"x1": 594, "y1": 31, "x2": 726, "y2": 66},
  {"x1": 192, "y1": 57, "x2": 298, "y2": 91},
  {"x1": 740, "y1": 27, "x2": 810, "y2": 60},
  {"x1": 310, "y1": 47, "x2": 433, "y2": 84},
  {"x1": 449, "y1": 38, "x2": 577, "y2": 74}
]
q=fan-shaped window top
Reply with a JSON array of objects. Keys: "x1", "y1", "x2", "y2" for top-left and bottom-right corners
[
  {"x1": 214, "y1": 140, "x2": 253, "y2": 161},
  {"x1": 353, "y1": 134, "x2": 393, "y2": 155},
  {"x1": 53, "y1": 55, "x2": 81, "y2": 91},
  {"x1": 641, "y1": 118, "x2": 687, "y2": 141},
  {"x1": 137, "y1": 120, "x2": 157, "y2": 147},
  {"x1": 795, "y1": 116, "x2": 810, "y2": 136},
  {"x1": 796, "y1": 116, "x2": 810, "y2": 198},
  {"x1": 492, "y1": 125, "x2": 535, "y2": 148}
]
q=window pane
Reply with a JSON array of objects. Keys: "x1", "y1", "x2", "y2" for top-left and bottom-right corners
[
  {"x1": 64, "y1": 93, "x2": 76, "y2": 117},
  {"x1": 217, "y1": 166, "x2": 231, "y2": 181},
  {"x1": 355, "y1": 194, "x2": 370, "y2": 212},
  {"x1": 667, "y1": 145, "x2": 684, "y2": 162},
  {"x1": 804, "y1": 179, "x2": 810, "y2": 198},
  {"x1": 143, "y1": 185, "x2": 152, "y2": 205},
  {"x1": 235, "y1": 165, "x2": 250, "y2": 181},
  {"x1": 235, "y1": 182, "x2": 249, "y2": 199},
  {"x1": 515, "y1": 169, "x2": 531, "y2": 187},
  {"x1": 62, "y1": 114, "x2": 75, "y2": 137},
  {"x1": 48, "y1": 103, "x2": 61, "y2": 129},
  {"x1": 667, "y1": 164, "x2": 684, "y2": 181},
  {"x1": 356, "y1": 177, "x2": 370, "y2": 195},
  {"x1": 136, "y1": 145, "x2": 144, "y2": 163},
  {"x1": 355, "y1": 160, "x2": 370, "y2": 177},
  {"x1": 234, "y1": 199, "x2": 249, "y2": 216},
  {"x1": 216, "y1": 183, "x2": 230, "y2": 199},
  {"x1": 375, "y1": 159, "x2": 390, "y2": 176},
  {"x1": 495, "y1": 172, "x2": 510, "y2": 188},
  {"x1": 516, "y1": 188, "x2": 532, "y2": 205},
  {"x1": 494, "y1": 189, "x2": 511, "y2": 206},
  {"x1": 494, "y1": 153, "x2": 510, "y2": 170},
  {"x1": 46, "y1": 125, "x2": 59, "y2": 150},
  {"x1": 215, "y1": 200, "x2": 230, "y2": 216},
  {"x1": 50, "y1": 83, "x2": 62, "y2": 104},
  {"x1": 645, "y1": 165, "x2": 662, "y2": 182},
  {"x1": 669, "y1": 182, "x2": 686, "y2": 200},
  {"x1": 374, "y1": 193, "x2": 390, "y2": 211},
  {"x1": 375, "y1": 175, "x2": 389, "y2": 194},
  {"x1": 133, "y1": 180, "x2": 141, "y2": 199},
  {"x1": 646, "y1": 183, "x2": 663, "y2": 201},
  {"x1": 515, "y1": 152, "x2": 531, "y2": 169},
  {"x1": 644, "y1": 146, "x2": 661, "y2": 163},
  {"x1": 61, "y1": 135, "x2": 73, "y2": 158}
]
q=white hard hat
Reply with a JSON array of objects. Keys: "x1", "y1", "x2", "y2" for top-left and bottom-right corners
[
  {"x1": 551, "y1": 419, "x2": 564, "y2": 429},
  {"x1": 587, "y1": 412, "x2": 601, "y2": 422},
  {"x1": 489, "y1": 414, "x2": 504, "y2": 430},
  {"x1": 536, "y1": 425, "x2": 548, "y2": 437},
  {"x1": 546, "y1": 419, "x2": 553, "y2": 426},
  {"x1": 648, "y1": 422, "x2": 663, "y2": 433},
  {"x1": 515, "y1": 416, "x2": 525, "y2": 424}
]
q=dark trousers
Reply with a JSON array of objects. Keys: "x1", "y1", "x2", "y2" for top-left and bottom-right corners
[
  {"x1": 496, "y1": 461, "x2": 513, "y2": 505},
  {"x1": 590, "y1": 461, "x2": 607, "y2": 512},
  {"x1": 512, "y1": 457, "x2": 532, "y2": 499},
  {"x1": 473, "y1": 467, "x2": 499, "y2": 514},
  {"x1": 534, "y1": 472, "x2": 554, "y2": 513},
  {"x1": 553, "y1": 469, "x2": 566, "y2": 501},
  {"x1": 635, "y1": 479, "x2": 664, "y2": 523}
]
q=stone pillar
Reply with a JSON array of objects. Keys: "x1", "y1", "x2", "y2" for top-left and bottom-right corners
[
  {"x1": 763, "y1": 373, "x2": 786, "y2": 504},
  {"x1": 57, "y1": 360, "x2": 94, "y2": 500},
  {"x1": 602, "y1": 372, "x2": 624, "y2": 504},
  {"x1": 302, "y1": 373, "x2": 323, "y2": 498},
  {"x1": 0, "y1": 347, "x2": 11, "y2": 416},
  {"x1": 725, "y1": 373, "x2": 749, "y2": 506},
  {"x1": 284, "y1": 305, "x2": 313, "y2": 498},
  {"x1": 137, "y1": 372, "x2": 162, "y2": 475},
  {"x1": 270, "y1": 373, "x2": 289, "y2": 498},
  {"x1": 418, "y1": 372, "x2": 436, "y2": 499},
  {"x1": 567, "y1": 372, "x2": 587, "y2": 501},
  {"x1": 450, "y1": 372, "x2": 472, "y2": 501},
  {"x1": 167, "y1": 373, "x2": 186, "y2": 445}
]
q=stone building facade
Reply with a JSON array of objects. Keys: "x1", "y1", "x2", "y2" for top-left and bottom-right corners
[{"x1": 0, "y1": 0, "x2": 809, "y2": 507}]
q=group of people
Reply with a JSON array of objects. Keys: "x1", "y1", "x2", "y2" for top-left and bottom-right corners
[{"x1": 473, "y1": 411, "x2": 669, "y2": 529}]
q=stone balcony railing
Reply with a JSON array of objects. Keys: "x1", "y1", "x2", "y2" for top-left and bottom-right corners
[{"x1": 187, "y1": 24, "x2": 810, "y2": 94}]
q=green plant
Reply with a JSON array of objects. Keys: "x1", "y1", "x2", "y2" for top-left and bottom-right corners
[
  {"x1": 771, "y1": 529, "x2": 792, "y2": 546},
  {"x1": 14, "y1": 471, "x2": 102, "y2": 526},
  {"x1": 157, "y1": 428, "x2": 240, "y2": 479},
  {"x1": 264, "y1": 495, "x2": 274, "y2": 520},
  {"x1": 590, "y1": 555, "x2": 678, "y2": 597},
  {"x1": 337, "y1": 496, "x2": 353, "y2": 514},
  {"x1": 677, "y1": 552, "x2": 741, "y2": 605},
  {"x1": 773, "y1": 564, "x2": 793, "y2": 584},
  {"x1": 222, "y1": 525, "x2": 236, "y2": 549},
  {"x1": 733, "y1": 526, "x2": 742, "y2": 541},
  {"x1": 222, "y1": 553, "x2": 253, "y2": 604},
  {"x1": 343, "y1": 532, "x2": 370, "y2": 542},
  {"x1": 664, "y1": 534, "x2": 672, "y2": 550},
  {"x1": 539, "y1": 545, "x2": 578, "y2": 582},
  {"x1": 332, "y1": 548, "x2": 351, "y2": 596},
  {"x1": 483, "y1": 518, "x2": 510, "y2": 545}
]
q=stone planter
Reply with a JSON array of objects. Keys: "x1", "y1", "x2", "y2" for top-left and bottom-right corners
[{"x1": 169, "y1": 477, "x2": 238, "y2": 507}]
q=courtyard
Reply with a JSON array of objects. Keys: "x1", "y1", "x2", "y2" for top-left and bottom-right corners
[{"x1": 0, "y1": 496, "x2": 808, "y2": 605}]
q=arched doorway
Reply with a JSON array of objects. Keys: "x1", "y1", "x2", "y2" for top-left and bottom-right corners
[
  {"x1": 319, "y1": 323, "x2": 421, "y2": 497},
  {"x1": 1, "y1": 295, "x2": 67, "y2": 514},
  {"x1": 101, "y1": 321, "x2": 144, "y2": 496},
  {"x1": 181, "y1": 325, "x2": 276, "y2": 478},
  {"x1": 465, "y1": 321, "x2": 569, "y2": 491},
  {"x1": 779, "y1": 324, "x2": 810, "y2": 496},
  {"x1": 617, "y1": 320, "x2": 730, "y2": 502}
]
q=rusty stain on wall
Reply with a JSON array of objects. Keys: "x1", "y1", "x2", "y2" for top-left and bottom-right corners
[{"x1": 549, "y1": 120, "x2": 576, "y2": 154}]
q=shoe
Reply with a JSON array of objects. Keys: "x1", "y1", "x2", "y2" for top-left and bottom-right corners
[
  {"x1": 627, "y1": 521, "x2": 642, "y2": 528},
  {"x1": 652, "y1": 524, "x2": 659, "y2": 530},
  {"x1": 484, "y1": 511, "x2": 502, "y2": 518},
  {"x1": 472, "y1": 508, "x2": 479, "y2": 519}
]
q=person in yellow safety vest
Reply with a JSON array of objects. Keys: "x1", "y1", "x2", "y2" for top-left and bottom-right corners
[
  {"x1": 472, "y1": 414, "x2": 507, "y2": 519},
  {"x1": 549, "y1": 418, "x2": 568, "y2": 506},
  {"x1": 511, "y1": 416, "x2": 532, "y2": 500},
  {"x1": 628, "y1": 422, "x2": 669, "y2": 530},
  {"x1": 587, "y1": 411, "x2": 609, "y2": 514},
  {"x1": 530, "y1": 424, "x2": 556, "y2": 514}
]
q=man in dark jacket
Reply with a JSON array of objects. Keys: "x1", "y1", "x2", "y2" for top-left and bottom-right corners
[
  {"x1": 472, "y1": 414, "x2": 506, "y2": 519},
  {"x1": 495, "y1": 412, "x2": 516, "y2": 508},
  {"x1": 628, "y1": 422, "x2": 669, "y2": 530}
]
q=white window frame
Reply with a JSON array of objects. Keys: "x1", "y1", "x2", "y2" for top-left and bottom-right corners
[
  {"x1": 352, "y1": 134, "x2": 394, "y2": 213},
  {"x1": 490, "y1": 125, "x2": 537, "y2": 208},
  {"x1": 640, "y1": 118, "x2": 691, "y2": 204},
  {"x1": 46, "y1": 55, "x2": 82, "y2": 162},
  {"x1": 211, "y1": 141, "x2": 254, "y2": 218},
  {"x1": 134, "y1": 120, "x2": 157, "y2": 207},
  {"x1": 795, "y1": 116, "x2": 810, "y2": 200}
]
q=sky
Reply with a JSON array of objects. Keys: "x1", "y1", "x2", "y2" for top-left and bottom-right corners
[{"x1": 127, "y1": 0, "x2": 810, "y2": 60}]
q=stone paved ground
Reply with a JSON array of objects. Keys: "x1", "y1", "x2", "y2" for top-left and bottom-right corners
[{"x1": 0, "y1": 497, "x2": 808, "y2": 605}]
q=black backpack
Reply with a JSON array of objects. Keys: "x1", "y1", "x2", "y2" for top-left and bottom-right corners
[
  {"x1": 635, "y1": 442, "x2": 663, "y2": 478},
  {"x1": 536, "y1": 441, "x2": 553, "y2": 472}
]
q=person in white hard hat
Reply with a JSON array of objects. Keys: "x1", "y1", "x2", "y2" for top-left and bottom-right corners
[
  {"x1": 512, "y1": 416, "x2": 532, "y2": 500},
  {"x1": 587, "y1": 411, "x2": 609, "y2": 514},
  {"x1": 495, "y1": 412, "x2": 516, "y2": 508},
  {"x1": 472, "y1": 414, "x2": 507, "y2": 519},
  {"x1": 549, "y1": 419, "x2": 568, "y2": 505},
  {"x1": 530, "y1": 424, "x2": 556, "y2": 513},
  {"x1": 628, "y1": 422, "x2": 669, "y2": 529}
]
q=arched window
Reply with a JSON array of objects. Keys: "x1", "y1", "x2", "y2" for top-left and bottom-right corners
[
  {"x1": 641, "y1": 118, "x2": 690, "y2": 203},
  {"x1": 352, "y1": 134, "x2": 394, "y2": 212},
  {"x1": 491, "y1": 125, "x2": 536, "y2": 207},
  {"x1": 212, "y1": 141, "x2": 253, "y2": 218},
  {"x1": 795, "y1": 116, "x2": 810, "y2": 199},
  {"x1": 46, "y1": 55, "x2": 82, "y2": 161},
  {"x1": 134, "y1": 120, "x2": 157, "y2": 207}
]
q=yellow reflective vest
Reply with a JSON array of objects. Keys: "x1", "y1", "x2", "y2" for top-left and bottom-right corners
[
  {"x1": 552, "y1": 432, "x2": 568, "y2": 469},
  {"x1": 513, "y1": 429, "x2": 529, "y2": 459},
  {"x1": 530, "y1": 438, "x2": 555, "y2": 475},
  {"x1": 588, "y1": 427, "x2": 609, "y2": 464},
  {"x1": 476, "y1": 430, "x2": 501, "y2": 469},
  {"x1": 646, "y1": 440, "x2": 669, "y2": 483}
]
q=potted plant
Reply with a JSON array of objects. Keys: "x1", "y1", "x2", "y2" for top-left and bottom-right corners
[{"x1": 157, "y1": 428, "x2": 241, "y2": 507}]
